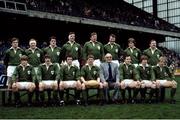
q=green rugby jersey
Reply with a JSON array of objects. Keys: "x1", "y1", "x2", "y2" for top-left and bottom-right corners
[
  {"x1": 124, "y1": 47, "x2": 141, "y2": 64},
  {"x1": 143, "y1": 48, "x2": 163, "y2": 66},
  {"x1": 136, "y1": 64, "x2": 153, "y2": 81},
  {"x1": 25, "y1": 48, "x2": 43, "y2": 67},
  {"x1": 152, "y1": 65, "x2": 175, "y2": 81},
  {"x1": 83, "y1": 41, "x2": 104, "y2": 61},
  {"x1": 43, "y1": 46, "x2": 61, "y2": 63},
  {"x1": 60, "y1": 64, "x2": 80, "y2": 81},
  {"x1": 37, "y1": 63, "x2": 60, "y2": 81},
  {"x1": 119, "y1": 63, "x2": 137, "y2": 80},
  {"x1": 4, "y1": 47, "x2": 25, "y2": 66},
  {"x1": 12, "y1": 64, "x2": 35, "y2": 82},
  {"x1": 104, "y1": 43, "x2": 123, "y2": 60},
  {"x1": 61, "y1": 41, "x2": 82, "y2": 61},
  {"x1": 81, "y1": 65, "x2": 100, "y2": 80}
]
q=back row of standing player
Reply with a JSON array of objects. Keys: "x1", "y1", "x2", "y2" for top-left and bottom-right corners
[{"x1": 4, "y1": 32, "x2": 163, "y2": 70}]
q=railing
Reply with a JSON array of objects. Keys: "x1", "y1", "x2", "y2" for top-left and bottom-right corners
[{"x1": 0, "y1": 0, "x2": 27, "y2": 12}]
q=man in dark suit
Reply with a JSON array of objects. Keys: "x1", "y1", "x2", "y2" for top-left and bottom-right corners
[{"x1": 100, "y1": 53, "x2": 120, "y2": 103}]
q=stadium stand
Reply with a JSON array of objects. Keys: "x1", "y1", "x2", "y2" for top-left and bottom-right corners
[
  {"x1": 25, "y1": 0, "x2": 180, "y2": 32},
  {"x1": 0, "y1": 0, "x2": 27, "y2": 11}
]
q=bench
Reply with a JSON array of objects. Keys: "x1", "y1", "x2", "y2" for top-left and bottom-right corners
[
  {"x1": 0, "y1": 76, "x2": 79, "y2": 106},
  {"x1": 0, "y1": 75, "x2": 27, "y2": 106}
]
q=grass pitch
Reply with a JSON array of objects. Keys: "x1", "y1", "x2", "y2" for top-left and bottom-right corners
[{"x1": 0, "y1": 77, "x2": 180, "y2": 119}]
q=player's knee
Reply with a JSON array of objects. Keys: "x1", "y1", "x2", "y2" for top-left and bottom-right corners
[
  {"x1": 81, "y1": 83, "x2": 85, "y2": 90},
  {"x1": 146, "y1": 83, "x2": 151, "y2": 88},
  {"x1": 156, "y1": 81, "x2": 160, "y2": 88},
  {"x1": 103, "y1": 82, "x2": 108, "y2": 88},
  {"x1": 48, "y1": 84, "x2": 53, "y2": 89},
  {"x1": 52, "y1": 83, "x2": 58, "y2": 90},
  {"x1": 32, "y1": 83, "x2": 36, "y2": 89},
  {"x1": 39, "y1": 82, "x2": 44, "y2": 91},
  {"x1": 136, "y1": 81, "x2": 141, "y2": 88},
  {"x1": 172, "y1": 81, "x2": 177, "y2": 88},
  {"x1": 129, "y1": 82, "x2": 136, "y2": 88},
  {"x1": 99, "y1": 82, "x2": 103, "y2": 89},
  {"x1": 76, "y1": 81, "x2": 82, "y2": 90},
  {"x1": 59, "y1": 82, "x2": 64, "y2": 90},
  {"x1": 12, "y1": 83, "x2": 18, "y2": 92},
  {"x1": 63, "y1": 82, "x2": 68, "y2": 89},
  {"x1": 151, "y1": 84, "x2": 156, "y2": 89},
  {"x1": 28, "y1": 83, "x2": 35, "y2": 92},
  {"x1": 12, "y1": 83, "x2": 16, "y2": 88}
]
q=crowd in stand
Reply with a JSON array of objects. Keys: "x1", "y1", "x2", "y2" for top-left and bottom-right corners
[
  {"x1": 24, "y1": 0, "x2": 180, "y2": 32},
  {"x1": 159, "y1": 46, "x2": 180, "y2": 68}
]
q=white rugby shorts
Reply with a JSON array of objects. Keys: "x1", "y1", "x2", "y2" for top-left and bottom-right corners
[
  {"x1": 7, "y1": 66, "x2": 16, "y2": 77},
  {"x1": 63, "y1": 80, "x2": 77, "y2": 88},
  {"x1": 156, "y1": 80, "x2": 167, "y2": 86},
  {"x1": 16, "y1": 82, "x2": 33, "y2": 90},
  {"x1": 122, "y1": 79, "x2": 134, "y2": 87},
  {"x1": 41, "y1": 80, "x2": 57, "y2": 88}
]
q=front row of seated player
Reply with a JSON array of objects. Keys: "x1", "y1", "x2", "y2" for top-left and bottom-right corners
[{"x1": 11, "y1": 53, "x2": 177, "y2": 107}]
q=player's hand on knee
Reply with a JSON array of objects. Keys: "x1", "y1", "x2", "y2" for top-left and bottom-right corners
[
  {"x1": 84, "y1": 81, "x2": 88, "y2": 86},
  {"x1": 172, "y1": 80, "x2": 177, "y2": 88},
  {"x1": 120, "y1": 82, "x2": 125, "y2": 89},
  {"x1": 141, "y1": 83, "x2": 145, "y2": 88}
]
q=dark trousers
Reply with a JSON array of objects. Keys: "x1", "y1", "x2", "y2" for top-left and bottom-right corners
[{"x1": 104, "y1": 82, "x2": 120, "y2": 102}]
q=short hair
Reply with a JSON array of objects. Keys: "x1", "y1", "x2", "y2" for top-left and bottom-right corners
[
  {"x1": 140, "y1": 55, "x2": 148, "y2": 62},
  {"x1": 105, "y1": 53, "x2": 112, "y2": 58},
  {"x1": 150, "y1": 39, "x2": 156, "y2": 44},
  {"x1": 110, "y1": 34, "x2": 116, "y2": 38},
  {"x1": 128, "y1": 38, "x2": 136, "y2": 44},
  {"x1": 66, "y1": 55, "x2": 73, "y2": 60},
  {"x1": 44, "y1": 54, "x2": 51, "y2": 59},
  {"x1": 20, "y1": 55, "x2": 28, "y2": 61},
  {"x1": 69, "y1": 32, "x2": 75, "y2": 35},
  {"x1": 87, "y1": 55, "x2": 94, "y2": 59},
  {"x1": 29, "y1": 38, "x2": 37, "y2": 44},
  {"x1": 159, "y1": 56, "x2": 166, "y2": 62},
  {"x1": 123, "y1": 54, "x2": 131, "y2": 60},
  {"x1": 90, "y1": 32, "x2": 97, "y2": 37},
  {"x1": 11, "y1": 37, "x2": 19, "y2": 43},
  {"x1": 49, "y1": 36, "x2": 56, "y2": 41},
  {"x1": 29, "y1": 38, "x2": 36, "y2": 42}
]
